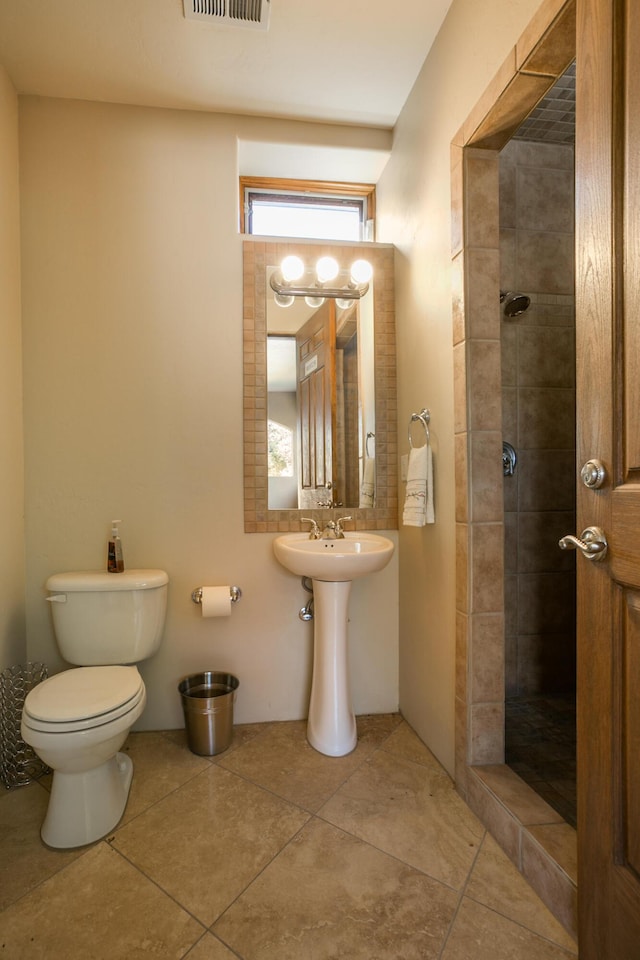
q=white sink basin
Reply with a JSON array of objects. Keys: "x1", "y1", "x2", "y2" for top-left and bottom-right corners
[{"x1": 273, "y1": 532, "x2": 394, "y2": 582}]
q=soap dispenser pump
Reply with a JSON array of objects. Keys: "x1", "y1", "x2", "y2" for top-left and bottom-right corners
[{"x1": 107, "y1": 520, "x2": 125, "y2": 573}]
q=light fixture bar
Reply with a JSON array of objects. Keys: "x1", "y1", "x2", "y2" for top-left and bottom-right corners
[
  {"x1": 269, "y1": 260, "x2": 372, "y2": 301},
  {"x1": 270, "y1": 275, "x2": 365, "y2": 300}
]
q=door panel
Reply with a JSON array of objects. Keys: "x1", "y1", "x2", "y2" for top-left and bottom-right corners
[
  {"x1": 577, "y1": 0, "x2": 640, "y2": 953},
  {"x1": 296, "y1": 301, "x2": 336, "y2": 510}
]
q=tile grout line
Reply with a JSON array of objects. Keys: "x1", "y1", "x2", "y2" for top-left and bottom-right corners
[
  {"x1": 436, "y1": 826, "x2": 488, "y2": 959},
  {"x1": 105, "y1": 840, "x2": 211, "y2": 934}
]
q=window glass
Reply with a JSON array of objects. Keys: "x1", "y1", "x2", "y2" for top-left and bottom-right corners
[
  {"x1": 241, "y1": 178, "x2": 374, "y2": 241},
  {"x1": 250, "y1": 197, "x2": 362, "y2": 241},
  {"x1": 267, "y1": 420, "x2": 294, "y2": 477}
]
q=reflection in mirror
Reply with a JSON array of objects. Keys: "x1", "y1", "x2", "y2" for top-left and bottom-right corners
[
  {"x1": 243, "y1": 240, "x2": 397, "y2": 533},
  {"x1": 266, "y1": 275, "x2": 375, "y2": 510}
]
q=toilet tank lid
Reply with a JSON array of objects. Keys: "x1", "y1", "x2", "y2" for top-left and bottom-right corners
[{"x1": 46, "y1": 569, "x2": 169, "y2": 592}]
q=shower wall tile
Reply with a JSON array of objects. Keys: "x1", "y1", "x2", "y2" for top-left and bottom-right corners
[
  {"x1": 466, "y1": 248, "x2": 501, "y2": 339},
  {"x1": 499, "y1": 159, "x2": 517, "y2": 229},
  {"x1": 467, "y1": 769, "x2": 521, "y2": 865},
  {"x1": 501, "y1": 386, "x2": 517, "y2": 441},
  {"x1": 517, "y1": 388, "x2": 575, "y2": 448},
  {"x1": 505, "y1": 633, "x2": 518, "y2": 697},
  {"x1": 455, "y1": 433, "x2": 469, "y2": 523},
  {"x1": 516, "y1": 166, "x2": 574, "y2": 233},
  {"x1": 455, "y1": 694, "x2": 469, "y2": 793},
  {"x1": 471, "y1": 614, "x2": 505, "y2": 702},
  {"x1": 451, "y1": 147, "x2": 464, "y2": 257},
  {"x1": 517, "y1": 450, "x2": 575, "y2": 512},
  {"x1": 517, "y1": 512, "x2": 576, "y2": 573},
  {"x1": 516, "y1": 231, "x2": 574, "y2": 294},
  {"x1": 453, "y1": 342, "x2": 468, "y2": 434},
  {"x1": 520, "y1": 295, "x2": 574, "y2": 327},
  {"x1": 521, "y1": 824, "x2": 578, "y2": 941},
  {"x1": 504, "y1": 511, "x2": 519, "y2": 576},
  {"x1": 467, "y1": 341, "x2": 502, "y2": 433},
  {"x1": 500, "y1": 229, "x2": 517, "y2": 291},
  {"x1": 500, "y1": 325, "x2": 517, "y2": 386},
  {"x1": 499, "y1": 138, "x2": 577, "y2": 699},
  {"x1": 517, "y1": 572, "x2": 576, "y2": 636},
  {"x1": 456, "y1": 612, "x2": 469, "y2": 701},
  {"x1": 504, "y1": 575, "x2": 518, "y2": 636},
  {"x1": 517, "y1": 633, "x2": 576, "y2": 696},
  {"x1": 471, "y1": 523, "x2": 504, "y2": 614},
  {"x1": 470, "y1": 702, "x2": 504, "y2": 764},
  {"x1": 455, "y1": 22, "x2": 578, "y2": 928},
  {"x1": 456, "y1": 523, "x2": 470, "y2": 613},
  {"x1": 452, "y1": 252, "x2": 465, "y2": 345},
  {"x1": 512, "y1": 140, "x2": 574, "y2": 170},
  {"x1": 517, "y1": 327, "x2": 575, "y2": 388},
  {"x1": 470, "y1": 432, "x2": 504, "y2": 522},
  {"x1": 503, "y1": 468, "x2": 518, "y2": 513},
  {"x1": 464, "y1": 150, "x2": 499, "y2": 249},
  {"x1": 504, "y1": 511, "x2": 518, "y2": 573}
]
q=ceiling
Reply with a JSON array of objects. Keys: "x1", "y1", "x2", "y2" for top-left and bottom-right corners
[{"x1": 0, "y1": 0, "x2": 455, "y2": 129}]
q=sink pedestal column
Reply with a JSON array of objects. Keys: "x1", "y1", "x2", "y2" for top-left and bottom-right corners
[{"x1": 307, "y1": 579, "x2": 357, "y2": 757}]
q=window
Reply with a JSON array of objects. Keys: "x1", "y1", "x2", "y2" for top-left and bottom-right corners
[
  {"x1": 267, "y1": 419, "x2": 294, "y2": 477},
  {"x1": 240, "y1": 177, "x2": 375, "y2": 241}
]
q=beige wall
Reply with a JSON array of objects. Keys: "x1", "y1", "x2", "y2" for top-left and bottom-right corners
[
  {"x1": 376, "y1": 0, "x2": 545, "y2": 775},
  {"x1": 0, "y1": 65, "x2": 26, "y2": 670},
  {"x1": 18, "y1": 97, "x2": 399, "y2": 729}
]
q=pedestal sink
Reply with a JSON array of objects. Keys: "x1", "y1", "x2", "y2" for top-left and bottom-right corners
[{"x1": 273, "y1": 532, "x2": 395, "y2": 757}]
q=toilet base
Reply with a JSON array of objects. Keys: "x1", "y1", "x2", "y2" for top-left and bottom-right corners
[{"x1": 41, "y1": 752, "x2": 133, "y2": 848}]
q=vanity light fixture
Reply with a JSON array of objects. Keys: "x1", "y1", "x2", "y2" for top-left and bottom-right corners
[{"x1": 270, "y1": 256, "x2": 373, "y2": 305}]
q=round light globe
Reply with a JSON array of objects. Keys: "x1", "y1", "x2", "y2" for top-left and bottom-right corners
[
  {"x1": 304, "y1": 296, "x2": 325, "y2": 308},
  {"x1": 350, "y1": 259, "x2": 373, "y2": 285},
  {"x1": 281, "y1": 255, "x2": 305, "y2": 283},
  {"x1": 316, "y1": 256, "x2": 340, "y2": 284}
]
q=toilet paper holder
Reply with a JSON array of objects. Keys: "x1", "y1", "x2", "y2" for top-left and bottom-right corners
[{"x1": 191, "y1": 586, "x2": 242, "y2": 605}]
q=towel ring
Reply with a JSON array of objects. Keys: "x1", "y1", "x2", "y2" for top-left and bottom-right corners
[
  {"x1": 409, "y1": 409, "x2": 430, "y2": 448},
  {"x1": 365, "y1": 432, "x2": 375, "y2": 457}
]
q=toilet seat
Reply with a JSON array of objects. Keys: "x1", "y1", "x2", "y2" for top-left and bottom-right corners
[{"x1": 23, "y1": 666, "x2": 145, "y2": 734}]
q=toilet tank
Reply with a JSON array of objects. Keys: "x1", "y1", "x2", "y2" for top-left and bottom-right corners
[{"x1": 45, "y1": 569, "x2": 169, "y2": 666}]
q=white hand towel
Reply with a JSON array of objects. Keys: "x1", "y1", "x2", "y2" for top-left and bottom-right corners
[
  {"x1": 403, "y1": 443, "x2": 435, "y2": 526},
  {"x1": 360, "y1": 456, "x2": 375, "y2": 507}
]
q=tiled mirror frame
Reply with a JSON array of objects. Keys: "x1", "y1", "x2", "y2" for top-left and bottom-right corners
[
  {"x1": 451, "y1": 0, "x2": 578, "y2": 938},
  {"x1": 243, "y1": 238, "x2": 397, "y2": 533}
]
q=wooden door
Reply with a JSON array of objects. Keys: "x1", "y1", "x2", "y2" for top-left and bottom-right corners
[
  {"x1": 576, "y1": 0, "x2": 640, "y2": 953},
  {"x1": 296, "y1": 301, "x2": 336, "y2": 510}
]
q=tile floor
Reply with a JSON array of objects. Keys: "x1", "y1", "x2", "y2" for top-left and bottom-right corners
[
  {"x1": 505, "y1": 696, "x2": 577, "y2": 828},
  {"x1": 0, "y1": 715, "x2": 579, "y2": 959}
]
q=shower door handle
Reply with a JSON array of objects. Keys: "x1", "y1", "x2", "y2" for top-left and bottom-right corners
[{"x1": 559, "y1": 526, "x2": 608, "y2": 561}]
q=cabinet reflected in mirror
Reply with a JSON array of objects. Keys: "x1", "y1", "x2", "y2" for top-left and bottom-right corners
[{"x1": 243, "y1": 239, "x2": 397, "y2": 532}]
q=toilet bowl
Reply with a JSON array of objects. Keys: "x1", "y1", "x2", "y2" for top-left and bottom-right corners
[
  {"x1": 21, "y1": 568, "x2": 168, "y2": 849},
  {"x1": 22, "y1": 665, "x2": 146, "y2": 848}
]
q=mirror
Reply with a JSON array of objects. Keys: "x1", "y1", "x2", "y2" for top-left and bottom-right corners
[
  {"x1": 243, "y1": 239, "x2": 397, "y2": 532},
  {"x1": 266, "y1": 275, "x2": 375, "y2": 510}
]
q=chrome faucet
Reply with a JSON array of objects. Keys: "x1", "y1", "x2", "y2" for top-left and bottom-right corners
[
  {"x1": 301, "y1": 516, "x2": 353, "y2": 539},
  {"x1": 321, "y1": 517, "x2": 353, "y2": 539},
  {"x1": 301, "y1": 518, "x2": 322, "y2": 540}
]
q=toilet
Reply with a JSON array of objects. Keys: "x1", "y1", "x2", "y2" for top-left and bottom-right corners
[{"x1": 21, "y1": 569, "x2": 168, "y2": 849}]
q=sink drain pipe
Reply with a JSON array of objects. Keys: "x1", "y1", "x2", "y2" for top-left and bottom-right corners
[{"x1": 299, "y1": 576, "x2": 314, "y2": 621}]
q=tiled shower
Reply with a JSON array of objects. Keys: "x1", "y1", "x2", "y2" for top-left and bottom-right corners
[{"x1": 499, "y1": 136, "x2": 577, "y2": 826}]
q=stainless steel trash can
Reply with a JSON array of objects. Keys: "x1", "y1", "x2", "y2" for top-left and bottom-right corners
[{"x1": 178, "y1": 672, "x2": 239, "y2": 756}]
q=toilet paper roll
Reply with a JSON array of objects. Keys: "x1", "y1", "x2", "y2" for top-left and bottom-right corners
[{"x1": 200, "y1": 586, "x2": 232, "y2": 618}]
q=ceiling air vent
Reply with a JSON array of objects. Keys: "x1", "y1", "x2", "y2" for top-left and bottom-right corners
[{"x1": 183, "y1": 0, "x2": 270, "y2": 30}]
